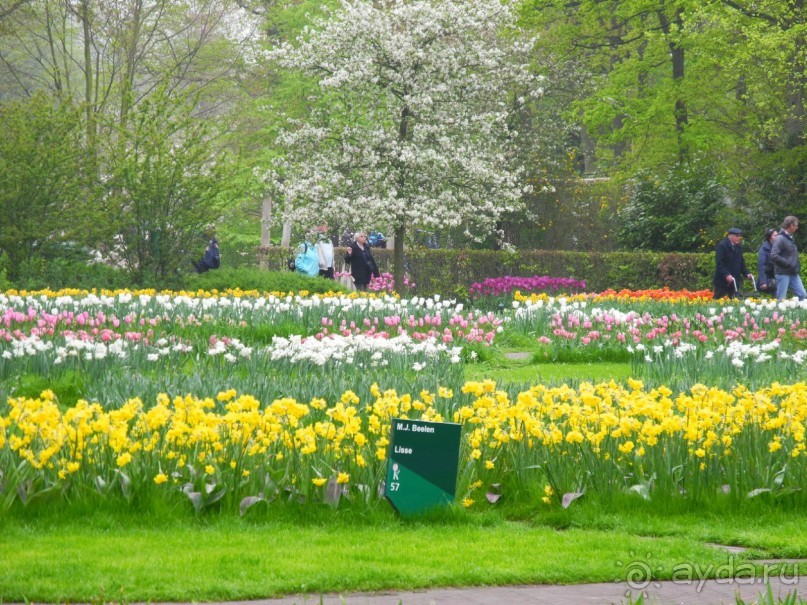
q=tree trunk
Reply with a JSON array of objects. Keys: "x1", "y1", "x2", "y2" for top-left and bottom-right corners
[
  {"x1": 119, "y1": 0, "x2": 144, "y2": 130},
  {"x1": 260, "y1": 196, "x2": 272, "y2": 270},
  {"x1": 784, "y1": 54, "x2": 805, "y2": 149},
  {"x1": 393, "y1": 224, "x2": 405, "y2": 293},
  {"x1": 658, "y1": 6, "x2": 688, "y2": 163},
  {"x1": 78, "y1": 0, "x2": 96, "y2": 153},
  {"x1": 580, "y1": 124, "x2": 597, "y2": 174},
  {"x1": 281, "y1": 221, "x2": 292, "y2": 247}
]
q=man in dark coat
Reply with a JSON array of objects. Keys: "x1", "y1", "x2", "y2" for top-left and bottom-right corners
[
  {"x1": 713, "y1": 228, "x2": 753, "y2": 299},
  {"x1": 193, "y1": 237, "x2": 220, "y2": 273}
]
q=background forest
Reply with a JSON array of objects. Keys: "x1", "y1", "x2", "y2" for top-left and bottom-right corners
[{"x1": 0, "y1": 0, "x2": 804, "y2": 288}]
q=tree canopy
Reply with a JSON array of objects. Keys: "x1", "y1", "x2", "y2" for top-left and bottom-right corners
[
  {"x1": 264, "y1": 0, "x2": 540, "y2": 288},
  {"x1": 0, "y1": 0, "x2": 805, "y2": 284}
]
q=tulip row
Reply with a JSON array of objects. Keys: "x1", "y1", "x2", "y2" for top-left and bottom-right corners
[{"x1": 2, "y1": 379, "x2": 805, "y2": 513}]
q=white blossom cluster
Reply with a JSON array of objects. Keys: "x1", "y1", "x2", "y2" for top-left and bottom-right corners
[
  {"x1": 265, "y1": 0, "x2": 541, "y2": 238},
  {"x1": 0, "y1": 292, "x2": 464, "y2": 326},
  {"x1": 264, "y1": 333, "x2": 462, "y2": 367}
]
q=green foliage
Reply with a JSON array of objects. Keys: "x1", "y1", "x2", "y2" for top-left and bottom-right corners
[
  {"x1": 11, "y1": 257, "x2": 130, "y2": 291},
  {"x1": 11, "y1": 371, "x2": 85, "y2": 409},
  {"x1": 617, "y1": 164, "x2": 729, "y2": 252},
  {"x1": 732, "y1": 158, "x2": 807, "y2": 249},
  {"x1": 102, "y1": 89, "x2": 244, "y2": 286},
  {"x1": 187, "y1": 267, "x2": 348, "y2": 295},
  {"x1": 364, "y1": 248, "x2": 698, "y2": 296},
  {"x1": 0, "y1": 93, "x2": 89, "y2": 283},
  {"x1": 3, "y1": 246, "x2": 786, "y2": 297}
]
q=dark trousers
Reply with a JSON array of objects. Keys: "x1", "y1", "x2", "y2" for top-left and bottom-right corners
[{"x1": 713, "y1": 281, "x2": 738, "y2": 300}]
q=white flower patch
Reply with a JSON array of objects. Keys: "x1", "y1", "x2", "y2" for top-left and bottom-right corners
[{"x1": 263, "y1": 333, "x2": 462, "y2": 367}]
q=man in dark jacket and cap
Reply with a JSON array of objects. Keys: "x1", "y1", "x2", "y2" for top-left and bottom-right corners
[
  {"x1": 193, "y1": 237, "x2": 220, "y2": 273},
  {"x1": 713, "y1": 228, "x2": 753, "y2": 299}
]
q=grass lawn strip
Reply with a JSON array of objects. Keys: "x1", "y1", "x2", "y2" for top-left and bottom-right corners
[{"x1": 1, "y1": 508, "x2": 806, "y2": 602}]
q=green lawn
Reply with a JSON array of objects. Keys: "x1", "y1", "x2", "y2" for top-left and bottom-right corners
[
  {"x1": 464, "y1": 359, "x2": 633, "y2": 384},
  {"x1": 2, "y1": 353, "x2": 803, "y2": 604},
  {"x1": 1, "y1": 504, "x2": 804, "y2": 602}
]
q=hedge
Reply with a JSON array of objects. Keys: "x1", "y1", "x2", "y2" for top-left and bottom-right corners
[{"x1": 255, "y1": 246, "x2": 793, "y2": 297}]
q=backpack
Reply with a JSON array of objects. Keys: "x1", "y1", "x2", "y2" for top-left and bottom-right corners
[{"x1": 294, "y1": 242, "x2": 319, "y2": 277}]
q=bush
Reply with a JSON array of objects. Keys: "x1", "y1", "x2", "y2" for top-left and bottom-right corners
[
  {"x1": 617, "y1": 163, "x2": 729, "y2": 252},
  {"x1": 6, "y1": 246, "x2": 789, "y2": 298},
  {"x1": 186, "y1": 267, "x2": 349, "y2": 294},
  {"x1": 12, "y1": 258, "x2": 130, "y2": 291}
]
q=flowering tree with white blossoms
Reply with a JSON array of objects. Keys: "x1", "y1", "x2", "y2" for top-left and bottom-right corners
[{"x1": 266, "y1": 0, "x2": 541, "y2": 290}]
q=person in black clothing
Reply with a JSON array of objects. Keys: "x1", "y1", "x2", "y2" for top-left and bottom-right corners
[
  {"x1": 757, "y1": 228, "x2": 779, "y2": 294},
  {"x1": 713, "y1": 228, "x2": 753, "y2": 299},
  {"x1": 344, "y1": 231, "x2": 380, "y2": 291},
  {"x1": 193, "y1": 237, "x2": 220, "y2": 273}
]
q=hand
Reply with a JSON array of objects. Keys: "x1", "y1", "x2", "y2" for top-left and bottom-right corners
[
  {"x1": 760, "y1": 283, "x2": 768, "y2": 290},
  {"x1": 346, "y1": 247, "x2": 352, "y2": 255},
  {"x1": 747, "y1": 274, "x2": 754, "y2": 280},
  {"x1": 726, "y1": 275, "x2": 735, "y2": 284}
]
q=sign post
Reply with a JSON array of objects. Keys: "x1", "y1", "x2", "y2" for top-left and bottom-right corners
[{"x1": 384, "y1": 417, "x2": 462, "y2": 516}]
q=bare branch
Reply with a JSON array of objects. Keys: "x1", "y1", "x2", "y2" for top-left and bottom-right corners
[{"x1": 0, "y1": 0, "x2": 29, "y2": 20}]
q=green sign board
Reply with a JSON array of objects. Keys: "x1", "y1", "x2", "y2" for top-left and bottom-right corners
[{"x1": 384, "y1": 418, "x2": 462, "y2": 516}]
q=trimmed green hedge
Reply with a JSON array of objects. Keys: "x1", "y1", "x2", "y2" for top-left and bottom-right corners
[
  {"x1": 23, "y1": 247, "x2": 779, "y2": 297},
  {"x1": 257, "y1": 246, "x2": 781, "y2": 296},
  {"x1": 8, "y1": 248, "x2": 781, "y2": 297}
]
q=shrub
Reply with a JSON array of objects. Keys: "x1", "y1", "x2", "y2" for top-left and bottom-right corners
[
  {"x1": 12, "y1": 258, "x2": 130, "y2": 291},
  {"x1": 617, "y1": 163, "x2": 729, "y2": 252},
  {"x1": 186, "y1": 267, "x2": 348, "y2": 294}
]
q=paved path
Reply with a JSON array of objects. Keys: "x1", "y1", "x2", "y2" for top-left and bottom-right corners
[
  {"x1": 8, "y1": 576, "x2": 805, "y2": 605},
  {"x1": 147, "y1": 575, "x2": 806, "y2": 605}
]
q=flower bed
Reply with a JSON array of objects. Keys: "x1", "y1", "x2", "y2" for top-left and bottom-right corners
[
  {"x1": 1, "y1": 287, "x2": 806, "y2": 513},
  {"x1": 2, "y1": 380, "x2": 805, "y2": 513}
]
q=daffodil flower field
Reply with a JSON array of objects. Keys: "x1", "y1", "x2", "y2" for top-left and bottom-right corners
[{"x1": 1, "y1": 288, "x2": 806, "y2": 514}]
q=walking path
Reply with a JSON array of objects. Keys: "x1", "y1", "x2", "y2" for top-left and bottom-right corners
[{"x1": 155, "y1": 574, "x2": 806, "y2": 605}]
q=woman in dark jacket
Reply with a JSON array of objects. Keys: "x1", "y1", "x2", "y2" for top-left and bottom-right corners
[
  {"x1": 344, "y1": 232, "x2": 380, "y2": 290},
  {"x1": 757, "y1": 228, "x2": 778, "y2": 293}
]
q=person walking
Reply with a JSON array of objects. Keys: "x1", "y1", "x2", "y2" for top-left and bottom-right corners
[
  {"x1": 713, "y1": 228, "x2": 753, "y2": 300},
  {"x1": 770, "y1": 215, "x2": 807, "y2": 301},
  {"x1": 757, "y1": 228, "x2": 779, "y2": 294},
  {"x1": 344, "y1": 231, "x2": 380, "y2": 291},
  {"x1": 315, "y1": 226, "x2": 335, "y2": 279}
]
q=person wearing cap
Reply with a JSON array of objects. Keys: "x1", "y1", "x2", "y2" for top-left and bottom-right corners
[
  {"x1": 770, "y1": 215, "x2": 806, "y2": 301},
  {"x1": 193, "y1": 237, "x2": 220, "y2": 273},
  {"x1": 757, "y1": 228, "x2": 779, "y2": 293},
  {"x1": 713, "y1": 227, "x2": 753, "y2": 300}
]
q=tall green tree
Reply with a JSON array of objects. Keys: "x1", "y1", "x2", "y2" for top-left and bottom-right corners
[
  {"x1": 0, "y1": 93, "x2": 88, "y2": 281},
  {"x1": 0, "y1": 0, "x2": 265, "y2": 274},
  {"x1": 103, "y1": 90, "x2": 237, "y2": 284}
]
